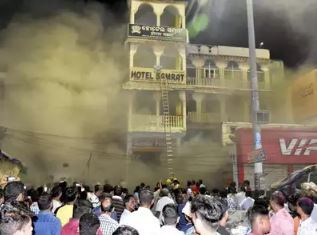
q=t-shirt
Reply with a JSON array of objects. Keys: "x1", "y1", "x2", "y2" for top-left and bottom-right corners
[
  {"x1": 155, "y1": 196, "x2": 175, "y2": 223},
  {"x1": 56, "y1": 204, "x2": 74, "y2": 226}
]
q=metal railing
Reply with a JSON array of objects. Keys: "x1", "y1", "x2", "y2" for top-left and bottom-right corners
[
  {"x1": 130, "y1": 114, "x2": 184, "y2": 132},
  {"x1": 187, "y1": 112, "x2": 221, "y2": 123}
]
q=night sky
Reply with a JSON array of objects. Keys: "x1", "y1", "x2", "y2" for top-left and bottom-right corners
[{"x1": 0, "y1": 0, "x2": 316, "y2": 68}]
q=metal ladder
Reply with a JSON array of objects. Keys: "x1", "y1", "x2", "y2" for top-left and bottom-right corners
[{"x1": 159, "y1": 70, "x2": 174, "y2": 177}]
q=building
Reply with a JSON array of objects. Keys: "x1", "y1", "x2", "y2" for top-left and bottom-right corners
[{"x1": 124, "y1": 0, "x2": 286, "y2": 187}]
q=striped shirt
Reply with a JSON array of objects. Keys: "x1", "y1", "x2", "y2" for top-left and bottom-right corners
[
  {"x1": 112, "y1": 196, "x2": 125, "y2": 221},
  {"x1": 99, "y1": 214, "x2": 119, "y2": 235}
]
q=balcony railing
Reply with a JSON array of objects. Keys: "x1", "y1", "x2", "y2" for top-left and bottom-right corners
[
  {"x1": 130, "y1": 114, "x2": 184, "y2": 132},
  {"x1": 187, "y1": 112, "x2": 221, "y2": 123}
]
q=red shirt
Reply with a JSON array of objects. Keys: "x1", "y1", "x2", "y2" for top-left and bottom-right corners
[{"x1": 61, "y1": 218, "x2": 103, "y2": 235}]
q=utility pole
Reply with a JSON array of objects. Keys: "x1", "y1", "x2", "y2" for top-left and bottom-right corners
[{"x1": 246, "y1": 0, "x2": 264, "y2": 191}]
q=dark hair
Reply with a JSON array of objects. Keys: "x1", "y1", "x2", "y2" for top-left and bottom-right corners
[
  {"x1": 79, "y1": 213, "x2": 100, "y2": 235},
  {"x1": 38, "y1": 193, "x2": 52, "y2": 211},
  {"x1": 4, "y1": 181, "x2": 25, "y2": 202},
  {"x1": 114, "y1": 186, "x2": 123, "y2": 196},
  {"x1": 103, "y1": 184, "x2": 113, "y2": 193},
  {"x1": 270, "y1": 191, "x2": 286, "y2": 207},
  {"x1": 100, "y1": 193, "x2": 113, "y2": 213},
  {"x1": 162, "y1": 204, "x2": 178, "y2": 225},
  {"x1": 0, "y1": 212, "x2": 31, "y2": 235},
  {"x1": 94, "y1": 185, "x2": 102, "y2": 193},
  {"x1": 199, "y1": 186, "x2": 207, "y2": 195},
  {"x1": 51, "y1": 185, "x2": 62, "y2": 198},
  {"x1": 124, "y1": 195, "x2": 135, "y2": 205},
  {"x1": 28, "y1": 188, "x2": 39, "y2": 203},
  {"x1": 0, "y1": 188, "x2": 4, "y2": 198},
  {"x1": 73, "y1": 200, "x2": 92, "y2": 219},
  {"x1": 112, "y1": 225, "x2": 139, "y2": 235},
  {"x1": 190, "y1": 195, "x2": 223, "y2": 224},
  {"x1": 139, "y1": 189, "x2": 154, "y2": 206},
  {"x1": 113, "y1": 225, "x2": 139, "y2": 235},
  {"x1": 297, "y1": 197, "x2": 314, "y2": 216},
  {"x1": 64, "y1": 187, "x2": 77, "y2": 203},
  {"x1": 247, "y1": 205, "x2": 269, "y2": 226}
]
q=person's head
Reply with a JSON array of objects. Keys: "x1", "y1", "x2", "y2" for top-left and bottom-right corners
[
  {"x1": 51, "y1": 185, "x2": 62, "y2": 200},
  {"x1": 79, "y1": 213, "x2": 100, "y2": 235},
  {"x1": 38, "y1": 193, "x2": 52, "y2": 211},
  {"x1": 244, "y1": 180, "x2": 250, "y2": 187},
  {"x1": 270, "y1": 191, "x2": 286, "y2": 213},
  {"x1": 199, "y1": 186, "x2": 207, "y2": 195},
  {"x1": 4, "y1": 181, "x2": 25, "y2": 203},
  {"x1": 124, "y1": 195, "x2": 136, "y2": 212},
  {"x1": 247, "y1": 205, "x2": 270, "y2": 235},
  {"x1": 139, "y1": 189, "x2": 154, "y2": 208},
  {"x1": 0, "y1": 212, "x2": 33, "y2": 235},
  {"x1": 73, "y1": 199, "x2": 92, "y2": 219},
  {"x1": 297, "y1": 197, "x2": 314, "y2": 218},
  {"x1": 190, "y1": 195, "x2": 224, "y2": 234},
  {"x1": 28, "y1": 189, "x2": 39, "y2": 203},
  {"x1": 94, "y1": 185, "x2": 103, "y2": 197},
  {"x1": 64, "y1": 187, "x2": 77, "y2": 204},
  {"x1": 113, "y1": 225, "x2": 139, "y2": 235},
  {"x1": 162, "y1": 204, "x2": 178, "y2": 226},
  {"x1": 100, "y1": 193, "x2": 113, "y2": 214},
  {"x1": 103, "y1": 184, "x2": 113, "y2": 194},
  {"x1": 159, "y1": 188, "x2": 169, "y2": 198},
  {"x1": 114, "y1": 185, "x2": 123, "y2": 197}
]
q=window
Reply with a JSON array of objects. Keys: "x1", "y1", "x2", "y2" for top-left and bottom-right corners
[
  {"x1": 203, "y1": 60, "x2": 219, "y2": 79},
  {"x1": 135, "y1": 3, "x2": 156, "y2": 26}
]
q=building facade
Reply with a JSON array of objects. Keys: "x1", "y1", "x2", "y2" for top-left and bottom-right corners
[{"x1": 124, "y1": 0, "x2": 285, "y2": 186}]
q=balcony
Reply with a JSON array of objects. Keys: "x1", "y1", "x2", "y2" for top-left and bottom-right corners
[
  {"x1": 187, "y1": 112, "x2": 221, "y2": 124},
  {"x1": 129, "y1": 114, "x2": 185, "y2": 133}
]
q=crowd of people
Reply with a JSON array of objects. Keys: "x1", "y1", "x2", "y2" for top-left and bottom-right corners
[{"x1": 0, "y1": 178, "x2": 317, "y2": 235}]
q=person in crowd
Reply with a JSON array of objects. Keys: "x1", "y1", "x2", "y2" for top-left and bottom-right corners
[
  {"x1": 296, "y1": 197, "x2": 317, "y2": 235},
  {"x1": 33, "y1": 193, "x2": 61, "y2": 235},
  {"x1": 160, "y1": 203, "x2": 184, "y2": 235},
  {"x1": 99, "y1": 193, "x2": 119, "y2": 235},
  {"x1": 0, "y1": 211, "x2": 33, "y2": 235},
  {"x1": 88, "y1": 184, "x2": 103, "y2": 209},
  {"x1": 217, "y1": 203, "x2": 230, "y2": 235},
  {"x1": 93, "y1": 193, "x2": 118, "y2": 220},
  {"x1": 247, "y1": 205, "x2": 271, "y2": 235},
  {"x1": 1, "y1": 181, "x2": 33, "y2": 217},
  {"x1": 155, "y1": 188, "x2": 174, "y2": 220},
  {"x1": 51, "y1": 185, "x2": 63, "y2": 214},
  {"x1": 121, "y1": 189, "x2": 160, "y2": 235},
  {"x1": 61, "y1": 199, "x2": 94, "y2": 235},
  {"x1": 268, "y1": 191, "x2": 293, "y2": 235},
  {"x1": 288, "y1": 193, "x2": 301, "y2": 235},
  {"x1": 176, "y1": 192, "x2": 190, "y2": 233},
  {"x1": 120, "y1": 194, "x2": 136, "y2": 224},
  {"x1": 79, "y1": 213, "x2": 100, "y2": 235},
  {"x1": 112, "y1": 185, "x2": 125, "y2": 221},
  {"x1": 133, "y1": 186, "x2": 141, "y2": 205},
  {"x1": 190, "y1": 195, "x2": 224, "y2": 235},
  {"x1": 56, "y1": 186, "x2": 77, "y2": 226},
  {"x1": 113, "y1": 225, "x2": 139, "y2": 235},
  {"x1": 28, "y1": 189, "x2": 40, "y2": 215}
]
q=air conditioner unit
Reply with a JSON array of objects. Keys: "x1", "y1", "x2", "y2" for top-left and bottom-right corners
[{"x1": 256, "y1": 111, "x2": 270, "y2": 124}]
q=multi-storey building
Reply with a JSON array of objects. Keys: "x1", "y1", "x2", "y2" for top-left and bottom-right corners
[{"x1": 124, "y1": 0, "x2": 285, "y2": 186}]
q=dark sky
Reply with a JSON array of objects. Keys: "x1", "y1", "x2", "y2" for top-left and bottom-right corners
[{"x1": 0, "y1": 0, "x2": 315, "y2": 68}]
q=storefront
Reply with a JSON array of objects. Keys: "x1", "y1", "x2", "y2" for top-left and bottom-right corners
[{"x1": 235, "y1": 127, "x2": 317, "y2": 189}]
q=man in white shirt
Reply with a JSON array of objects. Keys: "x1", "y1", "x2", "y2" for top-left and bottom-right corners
[
  {"x1": 119, "y1": 194, "x2": 136, "y2": 224},
  {"x1": 155, "y1": 188, "x2": 175, "y2": 220},
  {"x1": 297, "y1": 197, "x2": 317, "y2": 235},
  {"x1": 121, "y1": 189, "x2": 160, "y2": 235},
  {"x1": 51, "y1": 185, "x2": 62, "y2": 214},
  {"x1": 160, "y1": 204, "x2": 184, "y2": 235}
]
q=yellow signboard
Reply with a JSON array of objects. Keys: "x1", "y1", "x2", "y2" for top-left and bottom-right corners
[{"x1": 292, "y1": 70, "x2": 317, "y2": 121}]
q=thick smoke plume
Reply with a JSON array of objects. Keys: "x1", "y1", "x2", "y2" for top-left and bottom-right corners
[{"x1": 0, "y1": 3, "x2": 130, "y2": 185}]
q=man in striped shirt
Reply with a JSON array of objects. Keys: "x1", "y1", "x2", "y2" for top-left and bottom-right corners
[
  {"x1": 99, "y1": 194, "x2": 119, "y2": 235},
  {"x1": 112, "y1": 186, "x2": 125, "y2": 221}
]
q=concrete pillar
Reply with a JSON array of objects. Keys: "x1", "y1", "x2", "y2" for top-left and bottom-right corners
[
  {"x1": 215, "y1": 61, "x2": 226, "y2": 85},
  {"x1": 262, "y1": 67, "x2": 270, "y2": 90},
  {"x1": 217, "y1": 96, "x2": 227, "y2": 122},
  {"x1": 243, "y1": 99, "x2": 250, "y2": 122},
  {"x1": 130, "y1": 44, "x2": 138, "y2": 68},
  {"x1": 192, "y1": 57, "x2": 205, "y2": 84},
  {"x1": 241, "y1": 65, "x2": 249, "y2": 89},
  {"x1": 179, "y1": 91, "x2": 186, "y2": 130},
  {"x1": 154, "y1": 7, "x2": 164, "y2": 26},
  {"x1": 192, "y1": 93, "x2": 204, "y2": 120},
  {"x1": 153, "y1": 45, "x2": 164, "y2": 67}
]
